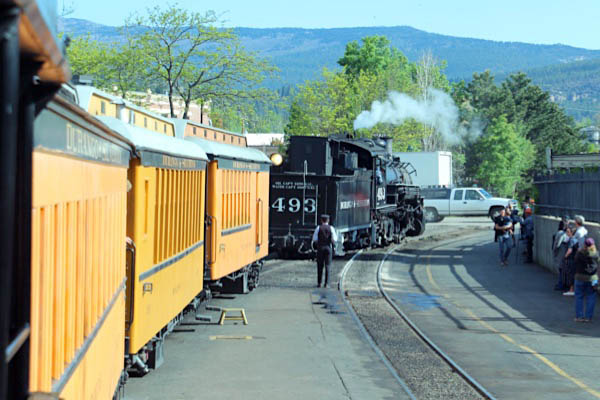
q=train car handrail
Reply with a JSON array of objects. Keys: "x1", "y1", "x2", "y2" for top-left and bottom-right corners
[
  {"x1": 208, "y1": 216, "x2": 218, "y2": 265},
  {"x1": 126, "y1": 240, "x2": 136, "y2": 328},
  {"x1": 257, "y1": 199, "x2": 263, "y2": 246}
]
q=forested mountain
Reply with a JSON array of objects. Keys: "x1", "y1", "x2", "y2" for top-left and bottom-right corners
[
  {"x1": 499, "y1": 59, "x2": 600, "y2": 120},
  {"x1": 60, "y1": 17, "x2": 600, "y2": 119},
  {"x1": 60, "y1": 18, "x2": 600, "y2": 82}
]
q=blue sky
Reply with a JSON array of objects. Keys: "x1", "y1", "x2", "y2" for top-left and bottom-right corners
[{"x1": 67, "y1": 0, "x2": 600, "y2": 49}]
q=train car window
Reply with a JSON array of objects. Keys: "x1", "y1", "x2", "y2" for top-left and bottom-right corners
[
  {"x1": 144, "y1": 117, "x2": 147, "y2": 128},
  {"x1": 100, "y1": 101, "x2": 106, "y2": 114},
  {"x1": 238, "y1": 138, "x2": 241, "y2": 144},
  {"x1": 231, "y1": 136, "x2": 234, "y2": 143},
  {"x1": 465, "y1": 190, "x2": 482, "y2": 200},
  {"x1": 222, "y1": 134, "x2": 225, "y2": 141},
  {"x1": 163, "y1": 124, "x2": 166, "y2": 133},
  {"x1": 214, "y1": 132, "x2": 216, "y2": 139},
  {"x1": 154, "y1": 121, "x2": 157, "y2": 130},
  {"x1": 453, "y1": 190, "x2": 464, "y2": 200},
  {"x1": 193, "y1": 126, "x2": 197, "y2": 135},
  {"x1": 129, "y1": 110, "x2": 135, "y2": 124}
]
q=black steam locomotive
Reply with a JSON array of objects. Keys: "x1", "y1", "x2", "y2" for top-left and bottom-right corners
[{"x1": 269, "y1": 135, "x2": 425, "y2": 257}]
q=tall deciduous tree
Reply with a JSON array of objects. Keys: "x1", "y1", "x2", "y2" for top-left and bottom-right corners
[
  {"x1": 130, "y1": 5, "x2": 276, "y2": 119},
  {"x1": 473, "y1": 115, "x2": 535, "y2": 197},
  {"x1": 66, "y1": 33, "x2": 150, "y2": 98}
]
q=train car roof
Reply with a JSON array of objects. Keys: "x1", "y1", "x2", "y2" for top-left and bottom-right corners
[
  {"x1": 75, "y1": 85, "x2": 175, "y2": 125},
  {"x1": 170, "y1": 118, "x2": 246, "y2": 139},
  {"x1": 16, "y1": 0, "x2": 70, "y2": 83},
  {"x1": 185, "y1": 136, "x2": 270, "y2": 164},
  {"x1": 95, "y1": 116, "x2": 208, "y2": 161}
]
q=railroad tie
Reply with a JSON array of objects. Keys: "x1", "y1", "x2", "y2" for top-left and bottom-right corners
[{"x1": 218, "y1": 308, "x2": 248, "y2": 325}]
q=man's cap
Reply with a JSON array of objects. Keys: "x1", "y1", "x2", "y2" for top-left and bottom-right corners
[
  {"x1": 562, "y1": 215, "x2": 570, "y2": 220},
  {"x1": 320, "y1": 214, "x2": 330, "y2": 220},
  {"x1": 585, "y1": 238, "x2": 595, "y2": 247}
]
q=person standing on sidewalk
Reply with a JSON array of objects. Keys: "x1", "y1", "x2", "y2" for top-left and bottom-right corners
[
  {"x1": 573, "y1": 238, "x2": 599, "y2": 322},
  {"x1": 573, "y1": 215, "x2": 588, "y2": 249},
  {"x1": 522, "y1": 208, "x2": 534, "y2": 263},
  {"x1": 563, "y1": 223, "x2": 579, "y2": 296},
  {"x1": 494, "y1": 208, "x2": 513, "y2": 266},
  {"x1": 312, "y1": 214, "x2": 338, "y2": 288}
]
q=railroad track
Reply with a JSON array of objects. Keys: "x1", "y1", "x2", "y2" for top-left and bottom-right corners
[{"x1": 340, "y1": 245, "x2": 496, "y2": 400}]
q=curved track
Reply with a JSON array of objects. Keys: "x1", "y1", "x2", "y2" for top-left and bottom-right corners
[
  {"x1": 338, "y1": 250, "x2": 417, "y2": 400},
  {"x1": 341, "y1": 244, "x2": 496, "y2": 400}
]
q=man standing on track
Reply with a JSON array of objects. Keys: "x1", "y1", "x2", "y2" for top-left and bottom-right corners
[{"x1": 312, "y1": 214, "x2": 338, "y2": 288}]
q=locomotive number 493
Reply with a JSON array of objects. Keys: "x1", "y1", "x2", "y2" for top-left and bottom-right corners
[{"x1": 271, "y1": 197, "x2": 316, "y2": 213}]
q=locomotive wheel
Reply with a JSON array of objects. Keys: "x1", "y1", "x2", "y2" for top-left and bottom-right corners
[{"x1": 407, "y1": 217, "x2": 425, "y2": 237}]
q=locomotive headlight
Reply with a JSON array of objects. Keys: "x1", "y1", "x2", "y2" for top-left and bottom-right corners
[{"x1": 270, "y1": 153, "x2": 283, "y2": 166}]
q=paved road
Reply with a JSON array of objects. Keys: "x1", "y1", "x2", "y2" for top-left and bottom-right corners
[{"x1": 382, "y1": 231, "x2": 600, "y2": 399}]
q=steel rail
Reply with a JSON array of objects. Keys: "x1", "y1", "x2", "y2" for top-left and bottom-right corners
[
  {"x1": 376, "y1": 245, "x2": 497, "y2": 400},
  {"x1": 338, "y1": 250, "x2": 417, "y2": 400}
]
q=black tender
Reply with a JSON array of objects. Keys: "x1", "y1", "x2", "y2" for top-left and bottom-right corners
[{"x1": 269, "y1": 135, "x2": 425, "y2": 257}]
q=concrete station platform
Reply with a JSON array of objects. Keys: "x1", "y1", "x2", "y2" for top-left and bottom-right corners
[{"x1": 123, "y1": 285, "x2": 407, "y2": 400}]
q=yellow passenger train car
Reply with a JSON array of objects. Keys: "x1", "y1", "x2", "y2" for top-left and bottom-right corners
[
  {"x1": 96, "y1": 116, "x2": 208, "y2": 374},
  {"x1": 75, "y1": 86, "x2": 176, "y2": 137},
  {"x1": 30, "y1": 93, "x2": 132, "y2": 399},
  {"x1": 174, "y1": 120, "x2": 271, "y2": 293}
]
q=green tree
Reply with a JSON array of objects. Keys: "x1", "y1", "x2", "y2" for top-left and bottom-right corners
[
  {"x1": 66, "y1": 34, "x2": 149, "y2": 98},
  {"x1": 338, "y1": 36, "x2": 397, "y2": 78},
  {"x1": 472, "y1": 116, "x2": 534, "y2": 197},
  {"x1": 129, "y1": 5, "x2": 277, "y2": 118}
]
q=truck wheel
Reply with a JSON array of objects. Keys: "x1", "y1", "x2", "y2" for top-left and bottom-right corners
[
  {"x1": 424, "y1": 207, "x2": 440, "y2": 223},
  {"x1": 489, "y1": 206, "x2": 503, "y2": 221}
]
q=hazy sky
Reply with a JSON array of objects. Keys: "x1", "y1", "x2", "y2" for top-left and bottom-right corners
[{"x1": 67, "y1": 0, "x2": 600, "y2": 49}]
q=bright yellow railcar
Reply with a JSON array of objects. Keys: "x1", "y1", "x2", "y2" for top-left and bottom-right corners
[
  {"x1": 175, "y1": 120, "x2": 271, "y2": 293},
  {"x1": 30, "y1": 95, "x2": 131, "y2": 399},
  {"x1": 96, "y1": 116, "x2": 208, "y2": 373}
]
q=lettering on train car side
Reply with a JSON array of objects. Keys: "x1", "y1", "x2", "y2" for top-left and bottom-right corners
[
  {"x1": 161, "y1": 155, "x2": 197, "y2": 169},
  {"x1": 216, "y1": 157, "x2": 270, "y2": 171},
  {"x1": 232, "y1": 161, "x2": 260, "y2": 170},
  {"x1": 65, "y1": 123, "x2": 125, "y2": 164},
  {"x1": 139, "y1": 151, "x2": 206, "y2": 170}
]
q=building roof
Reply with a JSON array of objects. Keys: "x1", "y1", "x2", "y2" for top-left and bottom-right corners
[{"x1": 74, "y1": 85, "x2": 175, "y2": 125}]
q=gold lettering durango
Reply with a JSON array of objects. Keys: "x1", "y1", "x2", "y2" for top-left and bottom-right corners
[{"x1": 66, "y1": 123, "x2": 123, "y2": 163}]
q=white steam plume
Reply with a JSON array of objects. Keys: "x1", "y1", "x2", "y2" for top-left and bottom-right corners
[{"x1": 353, "y1": 88, "x2": 478, "y2": 143}]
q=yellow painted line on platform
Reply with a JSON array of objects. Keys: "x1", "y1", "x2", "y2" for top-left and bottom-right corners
[
  {"x1": 425, "y1": 252, "x2": 600, "y2": 398},
  {"x1": 518, "y1": 344, "x2": 600, "y2": 398},
  {"x1": 209, "y1": 335, "x2": 254, "y2": 340}
]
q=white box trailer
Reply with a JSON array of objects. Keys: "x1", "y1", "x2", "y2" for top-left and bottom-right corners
[{"x1": 394, "y1": 151, "x2": 453, "y2": 187}]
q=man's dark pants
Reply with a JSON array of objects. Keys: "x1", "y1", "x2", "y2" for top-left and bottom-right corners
[
  {"x1": 317, "y1": 246, "x2": 333, "y2": 286},
  {"x1": 526, "y1": 236, "x2": 533, "y2": 262}
]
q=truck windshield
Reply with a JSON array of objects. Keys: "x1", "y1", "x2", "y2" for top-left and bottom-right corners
[{"x1": 479, "y1": 189, "x2": 492, "y2": 198}]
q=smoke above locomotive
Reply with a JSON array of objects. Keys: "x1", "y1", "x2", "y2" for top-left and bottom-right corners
[{"x1": 353, "y1": 89, "x2": 478, "y2": 144}]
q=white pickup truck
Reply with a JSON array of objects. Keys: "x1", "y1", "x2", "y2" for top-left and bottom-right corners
[{"x1": 421, "y1": 187, "x2": 518, "y2": 222}]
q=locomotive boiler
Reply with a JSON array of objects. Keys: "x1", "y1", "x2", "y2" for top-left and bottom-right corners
[{"x1": 269, "y1": 135, "x2": 425, "y2": 257}]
